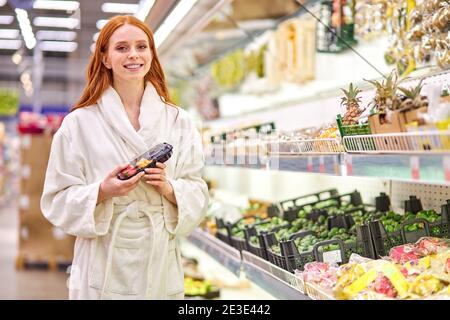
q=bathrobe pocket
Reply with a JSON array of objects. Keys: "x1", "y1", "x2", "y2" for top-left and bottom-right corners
[{"x1": 89, "y1": 217, "x2": 151, "y2": 296}]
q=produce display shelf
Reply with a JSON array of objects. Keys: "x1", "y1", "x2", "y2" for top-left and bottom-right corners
[
  {"x1": 343, "y1": 131, "x2": 450, "y2": 154},
  {"x1": 188, "y1": 229, "x2": 242, "y2": 276},
  {"x1": 265, "y1": 138, "x2": 344, "y2": 155},
  {"x1": 241, "y1": 251, "x2": 310, "y2": 300},
  {"x1": 206, "y1": 151, "x2": 450, "y2": 184}
]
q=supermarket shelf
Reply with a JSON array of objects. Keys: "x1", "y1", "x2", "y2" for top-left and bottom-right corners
[
  {"x1": 187, "y1": 228, "x2": 310, "y2": 300},
  {"x1": 241, "y1": 251, "x2": 310, "y2": 300},
  {"x1": 188, "y1": 229, "x2": 242, "y2": 276},
  {"x1": 343, "y1": 131, "x2": 450, "y2": 154},
  {"x1": 266, "y1": 138, "x2": 344, "y2": 155}
]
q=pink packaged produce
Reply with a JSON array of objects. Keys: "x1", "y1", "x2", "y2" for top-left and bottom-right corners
[
  {"x1": 389, "y1": 237, "x2": 450, "y2": 264},
  {"x1": 301, "y1": 262, "x2": 338, "y2": 288}
]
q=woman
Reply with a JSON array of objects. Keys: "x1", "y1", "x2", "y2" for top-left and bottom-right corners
[{"x1": 41, "y1": 15, "x2": 209, "y2": 300}]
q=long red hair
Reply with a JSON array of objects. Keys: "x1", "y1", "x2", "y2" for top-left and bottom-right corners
[{"x1": 72, "y1": 15, "x2": 174, "y2": 111}]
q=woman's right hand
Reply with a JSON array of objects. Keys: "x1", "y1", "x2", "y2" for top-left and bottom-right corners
[{"x1": 97, "y1": 164, "x2": 145, "y2": 204}]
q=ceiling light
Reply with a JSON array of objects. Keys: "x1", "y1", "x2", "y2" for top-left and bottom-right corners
[
  {"x1": 96, "y1": 19, "x2": 108, "y2": 30},
  {"x1": 135, "y1": 0, "x2": 156, "y2": 21},
  {"x1": 0, "y1": 29, "x2": 20, "y2": 39},
  {"x1": 0, "y1": 0, "x2": 7, "y2": 7},
  {"x1": 0, "y1": 15, "x2": 14, "y2": 25},
  {"x1": 39, "y1": 41, "x2": 78, "y2": 52},
  {"x1": 102, "y1": 2, "x2": 139, "y2": 14},
  {"x1": 0, "y1": 39, "x2": 22, "y2": 50},
  {"x1": 15, "y1": 9, "x2": 36, "y2": 49},
  {"x1": 20, "y1": 72, "x2": 31, "y2": 84},
  {"x1": 33, "y1": 0, "x2": 80, "y2": 12},
  {"x1": 154, "y1": 0, "x2": 198, "y2": 48},
  {"x1": 33, "y1": 17, "x2": 79, "y2": 29},
  {"x1": 36, "y1": 30, "x2": 77, "y2": 41},
  {"x1": 90, "y1": 43, "x2": 96, "y2": 52},
  {"x1": 92, "y1": 32, "x2": 99, "y2": 42}
]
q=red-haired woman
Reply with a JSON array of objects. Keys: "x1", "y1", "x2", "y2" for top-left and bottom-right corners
[{"x1": 41, "y1": 15, "x2": 208, "y2": 300}]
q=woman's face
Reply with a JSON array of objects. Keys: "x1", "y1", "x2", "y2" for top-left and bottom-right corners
[{"x1": 103, "y1": 24, "x2": 153, "y2": 83}]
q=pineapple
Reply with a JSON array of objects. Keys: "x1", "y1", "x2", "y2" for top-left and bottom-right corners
[
  {"x1": 398, "y1": 78, "x2": 428, "y2": 111},
  {"x1": 365, "y1": 70, "x2": 405, "y2": 113},
  {"x1": 341, "y1": 83, "x2": 363, "y2": 125}
]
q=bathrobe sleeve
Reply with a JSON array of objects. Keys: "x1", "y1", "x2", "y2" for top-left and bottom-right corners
[
  {"x1": 40, "y1": 128, "x2": 114, "y2": 238},
  {"x1": 164, "y1": 120, "x2": 209, "y2": 236}
]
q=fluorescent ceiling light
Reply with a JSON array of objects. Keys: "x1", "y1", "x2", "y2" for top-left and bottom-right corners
[
  {"x1": 36, "y1": 30, "x2": 77, "y2": 41},
  {"x1": 33, "y1": 0, "x2": 80, "y2": 12},
  {"x1": 0, "y1": 39, "x2": 22, "y2": 50},
  {"x1": 0, "y1": 15, "x2": 14, "y2": 25},
  {"x1": 0, "y1": 0, "x2": 6, "y2": 6},
  {"x1": 135, "y1": 0, "x2": 156, "y2": 21},
  {"x1": 96, "y1": 19, "x2": 108, "y2": 30},
  {"x1": 33, "y1": 17, "x2": 79, "y2": 29},
  {"x1": 15, "y1": 9, "x2": 36, "y2": 49},
  {"x1": 102, "y1": 2, "x2": 139, "y2": 14},
  {"x1": 0, "y1": 29, "x2": 20, "y2": 39},
  {"x1": 154, "y1": 0, "x2": 198, "y2": 48},
  {"x1": 39, "y1": 40, "x2": 78, "y2": 52}
]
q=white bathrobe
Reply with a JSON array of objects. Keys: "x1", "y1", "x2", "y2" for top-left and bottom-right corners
[{"x1": 41, "y1": 83, "x2": 209, "y2": 299}]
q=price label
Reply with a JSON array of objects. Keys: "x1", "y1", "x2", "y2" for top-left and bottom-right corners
[
  {"x1": 410, "y1": 156, "x2": 420, "y2": 180},
  {"x1": 345, "y1": 154, "x2": 353, "y2": 175},
  {"x1": 319, "y1": 156, "x2": 325, "y2": 173},
  {"x1": 19, "y1": 195, "x2": 29, "y2": 210},
  {"x1": 443, "y1": 156, "x2": 450, "y2": 182},
  {"x1": 21, "y1": 135, "x2": 31, "y2": 149},
  {"x1": 307, "y1": 156, "x2": 313, "y2": 172},
  {"x1": 22, "y1": 165, "x2": 31, "y2": 179},
  {"x1": 323, "y1": 250, "x2": 342, "y2": 264}
]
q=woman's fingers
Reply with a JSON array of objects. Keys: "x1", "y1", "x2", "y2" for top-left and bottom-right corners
[
  {"x1": 144, "y1": 167, "x2": 165, "y2": 174},
  {"x1": 143, "y1": 173, "x2": 166, "y2": 182},
  {"x1": 111, "y1": 163, "x2": 131, "y2": 177},
  {"x1": 155, "y1": 162, "x2": 166, "y2": 169}
]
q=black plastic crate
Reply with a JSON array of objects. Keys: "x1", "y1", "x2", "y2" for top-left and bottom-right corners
[
  {"x1": 282, "y1": 190, "x2": 363, "y2": 223},
  {"x1": 267, "y1": 189, "x2": 339, "y2": 219},
  {"x1": 368, "y1": 199, "x2": 450, "y2": 258},
  {"x1": 280, "y1": 224, "x2": 374, "y2": 273},
  {"x1": 215, "y1": 217, "x2": 232, "y2": 245},
  {"x1": 244, "y1": 223, "x2": 289, "y2": 259}
]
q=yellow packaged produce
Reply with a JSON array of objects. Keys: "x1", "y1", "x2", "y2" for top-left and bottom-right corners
[{"x1": 409, "y1": 274, "x2": 444, "y2": 297}]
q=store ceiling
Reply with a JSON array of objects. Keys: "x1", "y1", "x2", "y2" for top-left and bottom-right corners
[{"x1": 0, "y1": 0, "x2": 307, "y2": 104}]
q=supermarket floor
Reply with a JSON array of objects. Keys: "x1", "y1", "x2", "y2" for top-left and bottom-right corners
[
  {"x1": 0, "y1": 202, "x2": 274, "y2": 300},
  {"x1": 0, "y1": 202, "x2": 68, "y2": 299}
]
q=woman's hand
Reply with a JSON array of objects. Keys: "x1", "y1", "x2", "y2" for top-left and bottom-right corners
[
  {"x1": 142, "y1": 162, "x2": 177, "y2": 205},
  {"x1": 97, "y1": 164, "x2": 145, "y2": 204}
]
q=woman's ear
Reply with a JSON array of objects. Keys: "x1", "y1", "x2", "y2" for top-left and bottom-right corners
[{"x1": 102, "y1": 55, "x2": 111, "y2": 69}]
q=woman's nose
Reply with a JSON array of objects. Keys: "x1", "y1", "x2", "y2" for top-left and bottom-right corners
[{"x1": 128, "y1": 47, "x2": 139, "y2": 59}]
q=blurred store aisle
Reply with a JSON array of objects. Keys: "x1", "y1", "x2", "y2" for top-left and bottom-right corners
[{"x1": 0, "y1": 203, "x2": 68, "y2": 300}]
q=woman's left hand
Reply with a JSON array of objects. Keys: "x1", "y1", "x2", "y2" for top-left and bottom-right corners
[{"x1": 142, "y1": 162, "x2": 174, "y2": 199}]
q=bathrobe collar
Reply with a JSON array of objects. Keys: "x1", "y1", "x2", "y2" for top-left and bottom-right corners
[{"x1": 97, "y1": 82, "x2": 166, "y2": 155}]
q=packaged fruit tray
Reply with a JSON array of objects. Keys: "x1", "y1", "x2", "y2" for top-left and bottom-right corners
[{"x1": 368, "y1": 198, "x2": 450, "y2": 258}]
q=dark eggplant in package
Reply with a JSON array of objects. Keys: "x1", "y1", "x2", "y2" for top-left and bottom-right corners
[{"x1": 117, "y1": 142, "x2": 173, "y2": 180}]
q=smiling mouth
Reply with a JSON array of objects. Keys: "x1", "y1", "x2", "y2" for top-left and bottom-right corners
[{"x1": 124, "y1": 63, "x2": 144, "y2": 70}]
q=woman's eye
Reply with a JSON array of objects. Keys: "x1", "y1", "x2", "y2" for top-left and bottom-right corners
[
  {"x1": 116, "y1": 46, "x2": 127, "y2": 51},
  {"x1": 138, "y1": 45, "x2": 147, "y2": 49}
]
